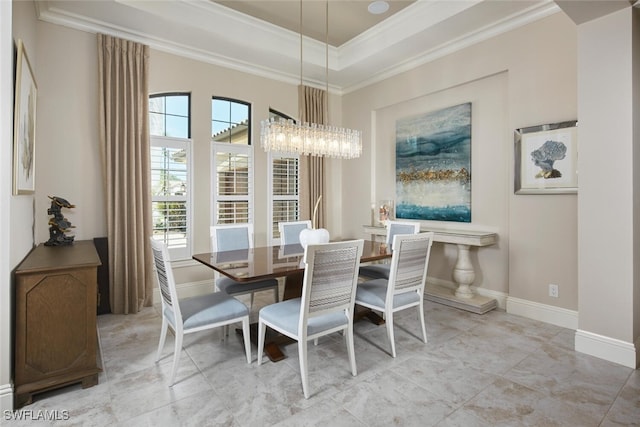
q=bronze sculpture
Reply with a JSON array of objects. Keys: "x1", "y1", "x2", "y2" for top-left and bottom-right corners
[{"x1": 45, "y1": 195, "x2": 75, "y2": 246}]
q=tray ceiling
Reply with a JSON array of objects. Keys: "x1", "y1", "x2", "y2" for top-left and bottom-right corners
[{"x1": 36, "y1": 0, "x2": 560, "y2": 93}]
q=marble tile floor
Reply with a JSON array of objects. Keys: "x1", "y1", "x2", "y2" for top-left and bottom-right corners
[{"x1": 8, "y1": 291, "x2": 639, "y2": 427}]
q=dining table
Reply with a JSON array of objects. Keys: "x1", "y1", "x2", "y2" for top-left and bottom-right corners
[{"x1": 193, "y1": 239, "x2": 392, "y2": 362}]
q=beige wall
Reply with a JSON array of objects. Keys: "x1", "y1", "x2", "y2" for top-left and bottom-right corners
[
  {"x1": 11, "y1": 2, "x2": 584, "y2": 313},
  {"x1": 23, "y1": 9, "x2": 580, "y2": 310},
  {"x1": 341, "y1": 12, "x2": 578, "y2": 309},
  {"x1": 9, "y1": 14, "x2": 106, "y2": 249},
  {"x1": 34, "y1": 21, "x2": 105, "y2": 244},
  {"x1": 5, "y1": 1, "x2": 636, "y2": 386},
  {"x1": 25, "y1": 23, "x2": 347, "y2": 285},
  {"x1": 577, "y1": 8, "x2": 636, "y2": 343},
  {"x1": 1, "y1": 0, "x2": 14, "y2": 413},
  {"x1": 7, "y1": 0, "x2": 40, "y2": 412},
  {"x1": 10, "y1": 0, "x2": 38, "y2": 266},
  {"x1": 634, "y1": 7, "x2": 640, "y2": 359}
]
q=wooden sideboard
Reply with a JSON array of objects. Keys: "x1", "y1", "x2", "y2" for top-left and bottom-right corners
[
  {"x1": 363, "y1": 225, "x2": 499, "y2": 314},
  {"x1": 14, "y1": 240, "x2": 102, "y2": 407}
]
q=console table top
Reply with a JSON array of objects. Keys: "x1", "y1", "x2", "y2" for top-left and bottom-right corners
[{"x1": 363, "y1": 225, "x2": 498, "y2": 247}]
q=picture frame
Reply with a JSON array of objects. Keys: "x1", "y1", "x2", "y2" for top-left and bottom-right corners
[
  {"x1": 13, "y1": 39, "x2": 37, "y2": 195},
  {"x1": 514, "y1": 120, "x2": 577, "y2": 195}
]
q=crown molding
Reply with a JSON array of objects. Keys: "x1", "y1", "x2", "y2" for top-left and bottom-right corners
[
  {"x1": 341, "y1": 1, "x2": 560, "y2": 94},
  {"x1": 36, "y1": 0, "x2": 560, "y2": 94},
  {"x1": 338, "y1": 0, "x2": 482, "y2": 68}
]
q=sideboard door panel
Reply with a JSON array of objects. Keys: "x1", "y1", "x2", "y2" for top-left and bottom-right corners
[{"x1": 14, "y1": 241, "x2": 101, "y2": 407}]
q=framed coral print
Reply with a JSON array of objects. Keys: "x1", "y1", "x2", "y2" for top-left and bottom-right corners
[
  {"x1": 13, "y1": 39, "x2": 37, "y2": 195},
  {"x1": 514, "y1": 120, "x2": 577, "y2": 195}
]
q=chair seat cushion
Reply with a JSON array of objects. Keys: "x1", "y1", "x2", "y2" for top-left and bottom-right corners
[
  {"x1": 166, "y1": 292, "x2": 249, "y2": 330},
  {"x1": 356, "y1": 279, "x2": 420, "y2": 310},
  {"x1": 216, "y1": 276, "x2": 278, "y2": 295},
  {"x1": 259, "y1": 298, "x2": 348, "y2": 337},
  {"x1": 359, "y1": 264, "x2": 391, "y2": 280}
]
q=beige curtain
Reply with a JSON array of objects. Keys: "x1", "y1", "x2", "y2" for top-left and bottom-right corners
[
  {"x1": 98, "y1": 34, "x2": 153, "y2": 314},
  {"x1": 298, "y1": 85, "x2": 327, "y2": 228}
]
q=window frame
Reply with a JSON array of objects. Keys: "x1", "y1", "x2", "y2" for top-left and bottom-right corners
[
  {"x1": 149, "y1": 92, "x2": 191, "y2": 139},
  {"x1": 267, "y1": 109, "x2": 301, "y2": 245},
  {"x1": 149, "y1": 93, "x2": 192, "y2": 261},
  {"x1": 211, "y1": 96, "x2": 254, "y2": 227},
  {"x1": 150, "y1": 134, "x2": 193, "y2": 261},
  {"x1": 211, "y1": 143, "x2": 254, "y2": 226}
]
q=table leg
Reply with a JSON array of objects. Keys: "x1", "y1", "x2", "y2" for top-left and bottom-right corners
[
  {"x1": 240, "y1": 324, "x2": 291, "y2": 362},
  {"x1": 453, "y1": 244, "x2": 476, "y2": 298},
  {"x1": 354, "y1": 304, "x2": 385, "y2": 325},
  {"x1": 282, "y1": 270, "x2": 304, "y2": 300}
]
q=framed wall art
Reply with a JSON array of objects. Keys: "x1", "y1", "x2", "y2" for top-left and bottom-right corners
[
  {"x1": 514, "y1": 120, "x2": 577, "y2": 195},
  {"x1": 395, "y1": 102, "x2": 471, "y2": 222},
  {"x1": 13, "y1": 39, "x2": 37, "y2": 195}
]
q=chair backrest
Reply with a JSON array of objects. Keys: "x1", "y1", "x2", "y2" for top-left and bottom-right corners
[
  {"x1": 278, "y1": 220, "x2": 312, "y2": 245},
  {"x1": 150, "y1": 238, "x2": 182, "y2": 327},
  {"x1": 386, "y1": 232, "x2": 434, "y2": 300},
  {"x1": 386, "y1": 221, "x2": 421, "y2": 249},
  {"x1": 210, "y1": 224, "x2": 253, "y2": 252},
  {"x1": 299, "y1": 240, "x2": 364, "y2": 329}
]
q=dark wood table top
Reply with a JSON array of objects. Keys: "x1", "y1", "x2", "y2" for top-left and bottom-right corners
[
  {"x1": 193, "y1": 239, "x2": 391, "y2": 362},
  {"x1": 192, "y1": 239, "x2": 391, "y2": 282}
]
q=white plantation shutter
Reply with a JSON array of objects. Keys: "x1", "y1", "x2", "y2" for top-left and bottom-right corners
[
  {"x1": 213, "y1": 144, "x2": 253, "y2": 224},
  {"x1": 269, "y1": 154, "x2": 300, "y2": 243}
]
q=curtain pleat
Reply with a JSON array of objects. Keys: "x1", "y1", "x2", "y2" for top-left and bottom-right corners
[
  {"x1": 98, "y1": 34, "x2": 153, "y2": 314},
  {"x1": 298, "y1": 85, "x2": 327, "y2": 228}
]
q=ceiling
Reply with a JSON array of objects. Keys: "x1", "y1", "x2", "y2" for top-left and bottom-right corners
[
  {"x1": 214, "y1": 1, "x2": 417, "y2": 47},
  {"x1": 36, "y1": 0, "x2": 562, "y2": 93}
]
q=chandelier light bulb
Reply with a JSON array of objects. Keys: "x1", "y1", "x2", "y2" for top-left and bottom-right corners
[{"x1": 261, "y1": 118, "x2": 362, "y2": 159}]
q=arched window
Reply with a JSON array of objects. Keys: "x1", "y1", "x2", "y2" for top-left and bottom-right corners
[
  {"x1": 149, "y1": 93, "x2": 192, "y2": 260},
  {"x1": 211, "y1": 97, "x2": 253, "y2": 225}
]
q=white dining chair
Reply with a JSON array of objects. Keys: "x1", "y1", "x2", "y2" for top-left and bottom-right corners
[
  {"x1": 278, "y1": 220, "x2": 312, "y2": 245},
  {"x1": 210, "y1": 224, "x2": 279, "y2": 307},
  {"x1": 355, "y1": 232, "x2": 434, "y2": 358},
  {"x1": 150, "y1": 238, "x2": 252, "y2": 386},
  {"x1": 257, "y1": 239, "x2": 364, "y2": 399},
  {"x1": 359, "y1": 220, "x2": 421, "y2": 280}
]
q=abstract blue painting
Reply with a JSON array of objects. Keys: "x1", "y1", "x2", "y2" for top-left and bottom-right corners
[{"x1": 396, "y1": 103, "x2": 471, "y2": 222}]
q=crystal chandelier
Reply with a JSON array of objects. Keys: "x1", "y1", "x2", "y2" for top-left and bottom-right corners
[{"x1": 260, "y1": 0, "x2": 362, "y2": 159}]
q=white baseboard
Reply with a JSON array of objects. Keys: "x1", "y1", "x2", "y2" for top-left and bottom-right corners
[
  {"x1": 474, "y1": 286, "x2": 507, "y2": 310},
  {"x1": 506, "y1": 296, "x2": 579, "y2": 330},
  {"x1": 426, "y1": 277, "x2": 508, "y2": 310},
  {"x1": 575, "y1": 329, "x2": 638, "y2": 369},
  {"x1": 0, "y1": 382, "x2": 14, "y2": 411},
  {"x1": 491, "y1": 296, "x2": 638, "y2": 369}
]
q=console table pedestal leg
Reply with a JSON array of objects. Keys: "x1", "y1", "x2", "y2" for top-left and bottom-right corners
[
  {"x1": 423, "y1": 243, "x2": 497, "y2": 314},
  {"x1": 453, "y1": 244, "x2": 476, "y2": 299}
]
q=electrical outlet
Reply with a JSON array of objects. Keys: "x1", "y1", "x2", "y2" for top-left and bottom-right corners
[{"x1": 549, "y1": 284, "x2": 559, "y2": 298}]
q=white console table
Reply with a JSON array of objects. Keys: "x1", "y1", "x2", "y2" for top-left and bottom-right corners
[{"x1": 363, "y1": 225, "x2": 498, "y2": 314}]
